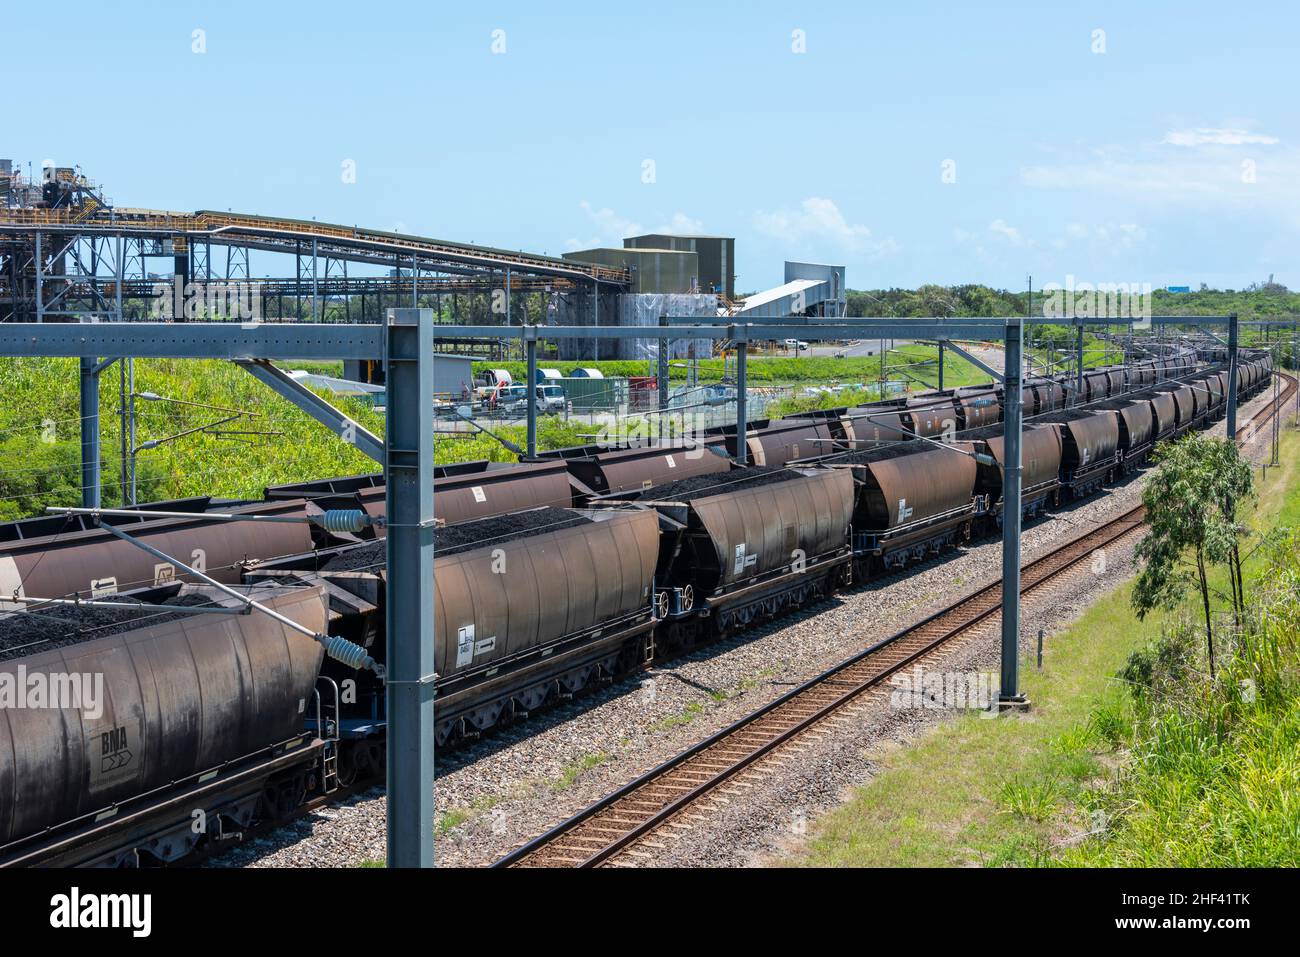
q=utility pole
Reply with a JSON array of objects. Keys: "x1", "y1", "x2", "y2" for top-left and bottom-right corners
[
  {"x1": 1000, "y1": 316, "x2": 1027, "y2": 709},
  {"x1": 384, "y1": 308, "x2": 436, "y2": 868},
  {"x1": 1225, "y1": 314, "x2": 1239, "y2": 440}
]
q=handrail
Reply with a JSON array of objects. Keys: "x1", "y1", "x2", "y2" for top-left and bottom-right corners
[{"x1": 0, "y1": 207, "x2": 634, "y2": 284}]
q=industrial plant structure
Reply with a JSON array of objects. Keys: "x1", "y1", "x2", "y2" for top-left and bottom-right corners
[{"x1": 0, "y1": 160, "x2": 847, "y2": 369}]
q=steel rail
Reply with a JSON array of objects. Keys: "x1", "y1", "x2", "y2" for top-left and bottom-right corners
[
  {"x1": 494, "y1": 504, "x2": 1146, "y2": 868},
  {"x1": 495, "y1": 369, "x2": 1295, "y2": 868}
]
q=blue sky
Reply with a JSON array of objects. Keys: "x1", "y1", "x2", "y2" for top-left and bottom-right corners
[{"x1": 5, "y1": 0, "x2": 1296, "y2": 292}]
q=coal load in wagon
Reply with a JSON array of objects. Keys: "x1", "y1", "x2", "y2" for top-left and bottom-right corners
[
  {"x1": 0, "y1": 593, "x2": 214, "y2": 662},
  {"x1": 631, "y1": 465, "x2": 800, "y2": 502},
  {"x1": 321, "y1": 506, "x2": 592, "y2": 571},
  {"x1": 832, "y1": 440, "x2": 926, "y2": 466}
]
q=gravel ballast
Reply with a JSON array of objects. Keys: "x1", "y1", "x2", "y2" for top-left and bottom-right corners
[{"x1": 212, "y1": 385, "x2": 1283, "y2": 868}]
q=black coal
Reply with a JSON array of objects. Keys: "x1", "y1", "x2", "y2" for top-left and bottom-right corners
[
  {"x1": 0, "y1": 593, "x2": 214, "y2": 662},
  {"x1": 321, "y1": 506, "x2": 592, "y2": 570}
]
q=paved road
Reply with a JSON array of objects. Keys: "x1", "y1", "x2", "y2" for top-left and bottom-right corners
[{"x1": 793, "y1": 339, "x2": 912, "y2": 358}]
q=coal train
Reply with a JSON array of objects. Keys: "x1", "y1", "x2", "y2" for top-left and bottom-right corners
[{"x1": 0, "y1": 348, "x2": 1275, "y2": 865}]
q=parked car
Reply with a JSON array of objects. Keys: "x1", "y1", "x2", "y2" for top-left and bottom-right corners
[{"x1": 499, "y1": 383, "x2": 568, "y2": 415}]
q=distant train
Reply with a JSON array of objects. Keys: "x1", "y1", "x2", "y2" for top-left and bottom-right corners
[{"x1": 0, "y1": 348, "x2": 1275, "y2": 865}]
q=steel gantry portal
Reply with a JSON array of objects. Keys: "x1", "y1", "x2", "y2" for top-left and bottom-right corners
[{"x1": 0, "y1": 310, "x2": 1253, "y2": 866}]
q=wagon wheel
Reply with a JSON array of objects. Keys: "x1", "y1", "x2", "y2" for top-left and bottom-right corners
[{"x1": 654, "y1": 590, "x2": 670, "y2": 619}]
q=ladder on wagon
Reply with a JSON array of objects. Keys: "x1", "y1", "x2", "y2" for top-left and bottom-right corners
[{"x1": 313, "y1": 677, "x2": 343, "y2": 794}]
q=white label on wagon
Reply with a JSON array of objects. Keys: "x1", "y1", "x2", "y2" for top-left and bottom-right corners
[
  {"x1": 456, "y1": 625, "x2": 475, "y2": 667},
  {"x1": 471, "y1": 486, "x2": 487, "y2": 504},
  {"x1": 90, "y1": 577, "x2": 118, "y2": 598}
]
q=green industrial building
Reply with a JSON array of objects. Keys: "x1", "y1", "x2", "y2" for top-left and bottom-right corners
[
  {"x1": 562, "y1": 246, "x2": 699, "y2": 294},
  {"x1": 623, "y1": 234, "x2": 735, "y2": 300}
]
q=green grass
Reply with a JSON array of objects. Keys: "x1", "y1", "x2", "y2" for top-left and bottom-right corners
[
  {"x1": 889, "y1": 344, "x2": 995, "y2": 389},
  {"x1": 477, "y1": 355, "x2": 889, "y2": 385},
  {"x1": 650, "y1": 700, "x2": 708, "y2": 732},
  {"x1": 436, "y1": 807, "x2": 472, "y2": 835},
  {"x1": 791, "y1": 424, "x2": 1300, "y2": 867},
  {"x1": 0, "y1": 357, "x2": 601, "y2": 519},
  {"x1": 550, "y1": 751, "x2": 612, "y2": 791}
]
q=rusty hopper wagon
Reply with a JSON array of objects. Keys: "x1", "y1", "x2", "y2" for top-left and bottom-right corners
[
  {"x1": 953, "y1": 387, "x2": 1002, "y2": 430},
  {"x1": 1146, "y1": 389, "x2": 1178, "y2": 442},
  {"x1": 960, "y1": 422, "x2": 1064, "y2": 523},
  {"x1": 1081, "y1": 369, "x2": 1114, "y2": 403},
  {"x1": 835, "y1": 442, "x2": 980, "y2": 571},
  {"x1": 783, "y1": 406, "x2": 887, "y2": 450},
  {"x1": 604, "y1": 466, "x2": 855, "y2": 640},
  {"x1": 285, "y1": 506, "x2": 662, "y2": 748},
  {"x1": 1154, "y1": 384, "x2": 1197, "y2": 438},
  {"x1": 1042, "y1": 409, "x2": 1121, "y2": 497},
  {"x1": 1023, "y1": 377, "x2": 1067, "y2": 415},
  {"x1": 0, "y1": 583, "x2": 328, "y2": 867},
  {"x1": 840, "y1": 401, "x2": 912, "y2": 448},
  {"x1": 711, "y1": 418, "x2": 839, "y2": 467},
  {"x1": 1128, "y1": 361, "x2": 1158, "y2": 388},
  {"x1": 902, "y1": 394, "x2": 962, "y2": 438},
  {"x1": 0, "y1": 498, "x2": 315, "y2": 605},
  {"x1": 263, "y1": 458, "x2": 576, "y2": 531},
  {"x1": 537, "y1": 441, "x2": 730, "y2": 496},
  {"x1": 1096, "y1": 399, "x2": 1157, "y2": 473}
]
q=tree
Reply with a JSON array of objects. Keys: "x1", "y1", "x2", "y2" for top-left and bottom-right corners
[{"x1": 1131, "y1": 436, "x2": 1254, "y2": 676}]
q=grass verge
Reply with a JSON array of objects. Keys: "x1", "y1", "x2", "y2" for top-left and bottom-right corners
[{"x1": 790, "y1": 424, "x2": 1300, "y2": 867}]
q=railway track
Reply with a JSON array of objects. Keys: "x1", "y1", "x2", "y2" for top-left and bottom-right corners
[{"x1": 495, "y1": 371, "x2": 1296, "y2": 868}]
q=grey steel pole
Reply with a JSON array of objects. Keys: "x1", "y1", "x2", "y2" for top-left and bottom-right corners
[
  {"x1": 128, "y1": 358, "x2": 137, "y2": 504},
  {"x1": 525, "y1": 327, "x2": 538, "y2": 458},
  {"x1": 734, "y1": 326, "x2": 748, "y2": 466},
  {"x1": 592, "y1": 281, "x2": 599, "y2": 363},
  {"x1": 999, "y1": 318, "x2": 1025, "y2": 706},
  {"x1": 657, "y1": 324, "x2": 669, "y2": 441},
  {"x1": 1225, "y1": 313, "x2": 1239, "y2": 440},
  {"x1": 119, "y1": 359, "x2": 129, "y2": 506},
  {"x1": 311, "y1": 238, "x2": 319, "y2": 320},
  {"x1": 35, "y1": 230, "x2": 43, "y2": 322},
  {"x1": 1075, "y1": 320, "x2": 1084, "y2": 406},
  {"x1": 79, "y1": 356, "x2": 100, "y2": 508},
  {"x1": 384, "y1": 307, "x2": 436, "y2": 868},
  {"x1": 938, "y1": 341, "x2": 945, "y2": 391},
  {"x1": 1273, "y1": 339, "x2": 1280, "y2": 465},
  {"x1": 115, "y1": 234, "x2": 124, "y2": 321}
]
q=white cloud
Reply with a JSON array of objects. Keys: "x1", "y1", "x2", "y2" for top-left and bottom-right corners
[
  {"x1": 954, "y1": 220, "x2": 1148, "y2": 263},
  {"x1": 1021, "y1": 125, "x2": 1293, "y2": 213},
  {"x1": 1163, "y1": 127, "x2": 1279, "y2": 147},
  {"x1": 658, "y1": 212, "x2": 705, "y2": 234},
  {"x1": 565, "y1": 203, "x2": 707, "y2": 251},
  {"x1": 752, "y1": 197, "x2": 897, "y2": 258},
  {"x1": 1020, "y1": 145, "x2": 1300, "y2": 226},
  {"x1": 988, "y1": 218, "x2": 1027, "y2": 246},
  {"x1": 574, "y1": 200, "x2": 643, "y2": 246}
]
